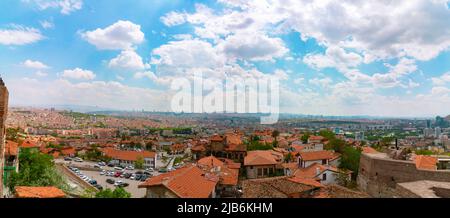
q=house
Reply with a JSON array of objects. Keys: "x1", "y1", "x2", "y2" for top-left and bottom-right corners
[
  {"x1": 223, "y1": 133, "x2": 246, "y2": 162},
  {"x1": 102, "y1": 148, "x2": 157, "y2": 168},
  {"x1": 297, "y1": 150, "x2": 341, "y2": 168},
  {"x1": 170, "y1": 143, "x2": 186, "y2": 155},
  {"x1": 241, "y1": 176, "x2": 322, "y2": 198},
  {"x1": 4, "y1": 140, "x2": 19, "y2": 186},
  {"x1": 197, "y1": 156, "x2": 241, "y2": 197},
  {"x1": 308, "y1": 135, "x2": 324, "y2": 144},
  {"x1": 15, "y1": 186, "x2": 66, "y2": 198},
  {"x1": 19, "y1": 140, "x2": 40, "y2": 149},
  {"x1": 293, "y1": 162, "x2": 351, "y2": 185},
  {"x1": 138, "y1": 165, "x2": 218, "y2": 198},
  {"x1": 60, "y1": 147, "x2": 76, "y2": 157},
  {"x1": 244, "y1": 150, "x2": 283, "y2": 179}
]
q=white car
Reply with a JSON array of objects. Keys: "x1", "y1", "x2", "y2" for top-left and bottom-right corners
[
  {"x1": 125, "y1": 166, "x2": 134, "y2": 170},
  {"x1": 74, "y1": 157, "x2": 83, "y2": 162},
  {"x1": 114, "y1": 166, "x2": 123, "y2": 171},
  {"x1": 100, "y1": 171, "x2": 105, "y2": 175}
]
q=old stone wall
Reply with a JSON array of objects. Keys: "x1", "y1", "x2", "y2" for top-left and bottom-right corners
[{"x1": 357, "y1": 153, "x2": 450, "y2": 197}]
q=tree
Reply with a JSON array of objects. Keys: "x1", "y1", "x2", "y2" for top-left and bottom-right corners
[
  {"x1": 134, "y1": 156, "x2": 144, "y2": 169},
  {"x1": 6, "y1": 127, "x2": 22, "y2": 141},
  {"x1": 319, "y1": 130, "x2": 335, "y2": 141},
  {"x1": 325, "y1": 138, "x2": 346, "y2": 153},
  {"x1": 339, "y1": 146, "x2": 362, "y2": 180},
  {"x1": 301, "y1": 133, "x2": 310, "y2": 144},
  {"x1": 272, "y1": 130, "x2": 280, "y2": 138},
  {"x1": 95, "y1": 187, "x2": 131, "y2": 198},
  {"x1": 7, "y1": 148, "x2": 69, "y2": 192}
]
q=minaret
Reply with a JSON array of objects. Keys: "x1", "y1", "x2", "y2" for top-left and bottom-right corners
[{"x1": 0, "y1": 76, "x2": 9, "y2": 198}]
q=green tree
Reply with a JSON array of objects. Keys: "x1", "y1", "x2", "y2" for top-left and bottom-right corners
[
  {"x1": 6, "y1": 127, "x2": 22, "y2": 141},
  {"x1": 339, "y1": 146, "x2": 362, "y2": 180},
  {"x1": 301, "y1": 133, "x2": 310, "y2": 144},
  {"x1": 134, "y1": 156, "x2": 144, "y2": 169},
  {"x1": 7, "y1": 148, "x2": 69, "y2": 192},
  {"x1": 95, "y1": 187, "x2": 131, "y2": 198},
  {"x1": 319, "y1": 130, "x2": 336, "y2": 141}
]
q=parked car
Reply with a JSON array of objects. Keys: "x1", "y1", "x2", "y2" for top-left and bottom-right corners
[
  {"x1": 94, "y1": 184, "x2": 103, "y2": 190},
  {"x1": 145, "y1": 168, "x2": 154, "y2": 172},
  {"x1": 74, "y1": 157, "x2": 83, "y2": 162},
  {"x1": 119, "y1": 183, "x2": 129, "y2": 188},
  {"x1": 64, "y1": 157, "x2": 72, "y2": 161},
  {"x1": 114, "y1": 172, "x2": 122, "y2": 177},
  {"x1": 107, "y1": 163, "x2": 115, "y2": 167},
  {"x1": 114, "y1": 166, "x2": 124, "y2": 171},
  {"x1": 140, "y1": 175, "x2": 149, "y2": 181},
  {"x1": 143, "y1": 171, "x2": 151, "y2": 175},
  {"x1": 98, "y1": 162, "x2": 106, "y2": 166},
  {"x1": 135, "y1": 174, "x2": 142, "y2": 180},
  {"x1": 158, "y1": 168, "x2": 167, "y2": 173},
  {"x1": 100, "y1": 170, "x2": 106, "y2": 175},
  {"x1": 106, "y1": 179, "x2": 115, "y2": 184},
  {"x1": 89, "y1": 180, "x2": 97, "y2": 185},
  {"x1": 125, "y1": 166, "x2": 134, "y2": 170},
  {"x1": 124, "y1": 173, "x2": 132, "y2": 179}
]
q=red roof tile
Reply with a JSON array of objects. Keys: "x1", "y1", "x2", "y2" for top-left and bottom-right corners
[
  {"x1": 139, "y1": 165, "x2": 218, "y2": 198},
  {"x1": 15, "y1": 186, "x2": 66, "y2": 198}
]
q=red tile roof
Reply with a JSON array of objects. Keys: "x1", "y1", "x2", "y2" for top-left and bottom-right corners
[
  {"x1": 15, "y1": 186, "x2": 66, "y2": 198},
  {"x1": 210, "y1": 134, "x2": 224, "y2": 142},
  {"x1": 198, "y1": 156, "x2": 224, "y2": 168},
  {"x1": 20, "y1": 140, "x2": 40, "y2": 148},
  {"x1": 294, "y1": 162, "x2": 341, "y2": 179},
  {"x1": 138, "y1": 165, "x2": 218, "y2": 198},
  {"x1": 5, "y1": 140, "x2": 19, "y2": 156},
  {"x1": 244, "y1": 150, "x2": 279, "y2": 166},
  {"x1": 102, "y1": 148, "x2": 155, "y2": 161},
  {"x1": 415, "y1": 155, "x2": 437, "y2": 170},
  {"x1": 61, "y1": 147, "x2": 76, "y2": 156},
  {"x1": 299, "y1": 150, "x2": 340, "y2": 161}
]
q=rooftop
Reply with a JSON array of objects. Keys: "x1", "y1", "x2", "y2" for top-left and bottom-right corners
[{"x1": 15, "y1": 186, "x2": 66, "y2": 198}]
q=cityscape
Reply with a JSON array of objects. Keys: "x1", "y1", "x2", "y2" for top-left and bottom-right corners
[{"x1": 1, "y1": 0, "x2": 450, "y2": 202}]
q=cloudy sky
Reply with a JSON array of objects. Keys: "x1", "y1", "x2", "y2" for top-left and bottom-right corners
[{"x1": 1, "y1": 0, "x2": 450, "y2": 117}]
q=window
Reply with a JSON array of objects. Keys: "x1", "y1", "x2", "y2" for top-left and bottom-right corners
[
  {"x1": 257, "y1": 168, "x2": 263, "y2": 176},
  {"x1": 322, "y1": 173, "x2": 327, "y2": 181},
  {"x1": 322, "y1": 159, "x2": 327, "y2": 165}
]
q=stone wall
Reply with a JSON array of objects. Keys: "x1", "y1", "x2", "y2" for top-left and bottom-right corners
[
  {"x1": 357, "y1": 153, "x2": 450, "y2": 197},
  {"x1": 0, "y1": 85, "x2": 9, "y2": 198}
]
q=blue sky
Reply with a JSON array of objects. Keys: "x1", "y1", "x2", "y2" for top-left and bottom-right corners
[{"x1": 1, "y1": 0, "x2": 450, "y2": 117}]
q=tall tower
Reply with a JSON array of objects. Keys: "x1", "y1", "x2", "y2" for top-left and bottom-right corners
[{"x1": 0, "y1": 77, "x2": 9, "y2": 198}]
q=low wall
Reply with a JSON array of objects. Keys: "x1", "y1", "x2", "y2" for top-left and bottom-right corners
[{"x1": 357, "y1": 153, "x2": 450, "y2": 197}]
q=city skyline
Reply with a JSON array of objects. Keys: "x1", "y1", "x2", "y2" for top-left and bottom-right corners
[{"x1": 1, "y1": 0, "x2": 450, "y2": 117}]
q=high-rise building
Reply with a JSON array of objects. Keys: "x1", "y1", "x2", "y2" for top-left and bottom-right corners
[
  {"x1": 435, "y1": 127, "x2": 442, "y2": 138},
  {"x1": 0, "y1": 77, "x2": 9, "y2": 198}
]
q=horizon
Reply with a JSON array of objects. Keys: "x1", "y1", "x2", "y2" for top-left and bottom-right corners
[{"x1": 8, "y1": 103, "x2": 447, "y2": 120}]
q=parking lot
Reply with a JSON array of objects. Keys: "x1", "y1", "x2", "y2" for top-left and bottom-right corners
[{"x1": 60, "y1": 160, "x2": 162, "y2": 198}]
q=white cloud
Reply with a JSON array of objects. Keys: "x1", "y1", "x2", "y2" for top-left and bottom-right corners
[
  {"x1": 218, "y1": 31, "x2": 288, "y2": 61},
  {"x1": 0, "y1": 25, "x2": 44, "y2": 45},
  {"x1": 108, "y1": 49, "x2": 148, "y2": 71},
  {"x1": 160, "y1": 11, "x2": 187, "y2": 26},
  {"x1": 303, "y1": 46, "x2": 362, "y2": 70},
  {"x1": 39, "y1": 20, "x2": 54, "y2": 29},
  {"x1": 309, "y1": 77, "x2": 333, "y2": 88},
  {"x1": 23, "y1": 60, "x2": 50, "y2": 70},
  {"x1": 81, "y1": 20, "x2": 145, "y2": 50},
  {"x1": 151, "y1": 39, "x2": 225, "y2": 69},
  {"x1": 432, "y1": 72, "x2": 450, "y2": 86},
  {"x1": 61, "y1": 68, "x2": 95, "y2": 80},
  {"x1": 24, "y1": 0, "x2": 83, "y2": 15}
]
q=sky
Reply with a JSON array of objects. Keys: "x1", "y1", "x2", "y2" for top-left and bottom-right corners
[{"x1": 0, "y1": 0, "x2": 450, "y2": 117}]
